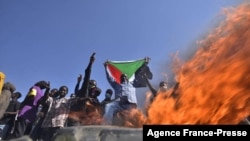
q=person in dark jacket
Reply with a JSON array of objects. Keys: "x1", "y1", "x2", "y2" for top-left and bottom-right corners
[
  {"x1": 68, "y1": 53, "x2": 102, "y2": 126},
  {"x1": 0, "y1": 92, "x2": 21, "y2": 140},
  {"x1": 11, "y1": 80, "x2": 48, "y2": 139},
  {"x1": 145, "y1": 79, "x2": 169, "y2": 103},
  {"x1": 100, "y1": 89, "x2": 113, "y2": 116},
  {"x1": 100, "y1": 89, "x2": 113, "y2": 105}
]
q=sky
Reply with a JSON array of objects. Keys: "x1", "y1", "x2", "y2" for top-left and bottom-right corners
[{"x1": 0, "y1": 0, "x2": 245, "y2": 107}]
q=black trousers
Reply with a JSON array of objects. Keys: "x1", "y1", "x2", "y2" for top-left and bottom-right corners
[
  {"x1": 66, "y1": 118, "x2": 80, "y2": 127},
  {"x1": 10, "y1": 117, "x2": 32, "y2": 139},
  {"x1": 42, "y1": 127, "x2": 60, "y2": 141},
  {"x1": 1, "y1": 118, "x2": 13, "y2": 140},
  {"x1": 29, "y1": 117, "x2": 45, "y2": 141}
]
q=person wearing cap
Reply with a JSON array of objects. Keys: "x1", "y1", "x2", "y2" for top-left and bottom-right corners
[{"x1": 87, "y1": 80, "x2": 102, "y2": 105}]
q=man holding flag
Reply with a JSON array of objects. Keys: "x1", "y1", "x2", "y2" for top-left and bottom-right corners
[{"x1": 102, "y1": 57, "x2": 152, "y2": 125}]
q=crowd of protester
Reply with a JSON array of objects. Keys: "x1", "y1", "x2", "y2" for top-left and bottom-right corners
[{"x1": 0, "y1": 53, "x2": 170, "y2": 141}]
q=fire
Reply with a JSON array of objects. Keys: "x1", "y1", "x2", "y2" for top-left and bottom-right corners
[
  {"x1": 69, "y1": 2, "x2": 250, "y2": 127},
  {"x1": 113, "y1": 108, "x2": 147, "y2": 128},
  {"x1": 68, "y1": 100, "x2": 103, "y2": 125},
  {"x1": 146, "y1": 2, "x2": 250, "y2": 125}
]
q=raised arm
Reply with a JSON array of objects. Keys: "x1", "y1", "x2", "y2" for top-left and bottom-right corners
[
  {"x1": 144, "y1": 74, "x2": 157, "y2": 97},
  {"x1": 104, "y1": 61, "x2": 118, "y2": 89},
  {"x1": 38, "y1": 81, "x2": 51, "y2": 106},
  {"x1": 144, "y1": 57, "x2": 153, "y2": 79},
  {"x1": 77, "y1": 53, "x2": 95, "y2": 98},
  {"x1": 133, "y1": 57, "x2": 153, "y2": 88},
  {"x1": 74, "y1": 74, "x2": 82, "y2": 94}
]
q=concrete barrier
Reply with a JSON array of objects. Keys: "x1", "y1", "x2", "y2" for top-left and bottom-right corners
[
  {"x1": 54, "y1": 125, "x2": 143, "y2": 141},
  {"x1": 8, "y1": 125, "x2": 143, "y2": 141}
]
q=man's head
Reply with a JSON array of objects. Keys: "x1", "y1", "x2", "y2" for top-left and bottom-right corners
[
  {"x1": 58, "y1": 86, "x2": 68, "y2": 98},
  {"x1": 120, "y1": 73, "x2": 128, "y2": 83},
  {"x1": 13, "y1": 92, "x2": 22, "y2": 99},
  {"x1": 89, "y1": 87, "x2": 101, "y2": 98},
  {"x1": 89, "y1": 80, "x2": 97, "y2": 89},
  {"x1": 50, "y1": 88, "x2": 59, "y2": 97},
  {"x1": 159, "y1": 81, "x2": 168, "y2": 92},
  {"x1": 105, "y1": 89, "x2": 113, "y2": 99},
  {"x1": 70, "y1": 93, "x2": 76, "y2": 98}
]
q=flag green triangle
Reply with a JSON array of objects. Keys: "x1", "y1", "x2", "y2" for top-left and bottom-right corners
[{"x1": 109, "y1": 59, "x2": 145, "y2": 79}]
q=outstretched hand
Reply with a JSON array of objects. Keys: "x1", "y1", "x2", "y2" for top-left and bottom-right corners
[
  {"x1": 77, "y1": 74, "x2": 82, "y2": 82},
  {"x1": 46, "y1": 81, "x2": 50, "y2": 89},
  {"x1": 104, "y1": 60, "x2": 109, "y2": 66},
  {"x1": 90, "y1": 52, "x2": 96, "y2": 63},
  {"x1": 145, "y1": 57, "x2": 151, "y2": 64}
]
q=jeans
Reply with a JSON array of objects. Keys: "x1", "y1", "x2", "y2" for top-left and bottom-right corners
[
  {"x1": 1, "y1": 122, "x2": 11, "y2": 140},
  {"x1": 102, "y1": 101, "x2": 136, "y2": 125}
]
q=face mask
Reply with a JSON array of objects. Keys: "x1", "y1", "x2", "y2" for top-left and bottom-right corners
[{"x1": 105, "y1": 93, "x2": 111, "y2": 99}]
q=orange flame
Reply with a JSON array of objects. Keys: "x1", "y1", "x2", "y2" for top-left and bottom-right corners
[
  {"x1": 146, "y1": 2, "x2": 250, "y2": 125},
  {"x1": 69, "y1": 3, "x2": 250, "y2": 127},
  {"x1": 112, "y1": 108, "x2": 147, "y2": 128},
  {"x1": 68, "y1": 101, "x2": 103, "y2": 125}
]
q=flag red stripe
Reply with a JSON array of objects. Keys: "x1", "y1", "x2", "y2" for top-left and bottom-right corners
[{"x1": 107, "y1": 63, "x2": 123, "y2": 84}]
